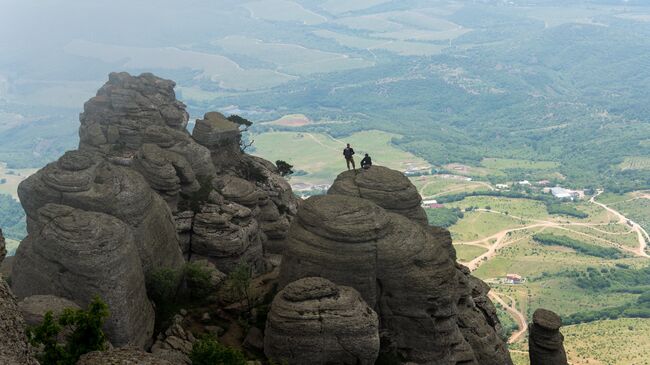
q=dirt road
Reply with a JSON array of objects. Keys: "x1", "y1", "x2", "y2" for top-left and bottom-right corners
[{"x1": 489, "y1": 291, "x2": 528, "y2": 344}]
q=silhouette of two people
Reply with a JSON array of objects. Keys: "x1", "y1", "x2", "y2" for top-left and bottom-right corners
[{"x1": 343, "y1": 143, "x2": 372, "y2": 171}]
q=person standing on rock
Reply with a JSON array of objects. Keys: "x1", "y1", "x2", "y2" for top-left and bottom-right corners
[
  {"x1": 343, "y1": 144, "x2": 356, "y2": 171},
  {"x1": 361, "y1": 154, "x2": 372, "y2": 170}
]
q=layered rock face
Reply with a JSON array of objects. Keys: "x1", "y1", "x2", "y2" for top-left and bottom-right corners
[
  {"x1": 265, "y1": 277, "x2": 380, "y2": 365},
  {"x1": 0, "y1": 279, "x2": 38, "y2": 365},
  {"x1": 329, "y1": 166, "x2": 428, "y2": 224},
  {"x1": 77, "y1": 347, "x2": 173, "y2": 365},
  {"x1": 11, "y1": 72, "x2": 298, "y2": 348},
  {"x1": 529, "y1": 309, "x2": 568, "y2": 365},
  {"x1": 277, "y1": 168, "x2": 512, "y2": 364},
  {"x1": 12, "y1": 205, "x2": 155, "y2": 348},
  {"x1": 0, "y1": 228, "x2": 5, "y2": 264}
]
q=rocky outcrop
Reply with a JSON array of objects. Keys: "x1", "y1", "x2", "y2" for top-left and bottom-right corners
[
  {"x1": 329, "y1": 166, "x2": 427, "y2": 224},
  {"x1": 12, "y1": 204, "x2": 155, "y2": 348},
  {"x1": 10, "y1": 72, "x2": 298, "y2": 351},
  {"x1": 0, "y1": 229, "x2": 5, "y2": 263},
  {"x1": 18, "y1": 295, "x2": 81, "y2": 327},
  {"x1": 529, "y1": 309, "x2": 568, "y2": 365},
  {"x1": 77, "y1": 347, "x2": 174, "y2": 365},
  {"x1": 17, "y1": 151, "x2": 185, "y2": 276},
  {"x1": 277, "y1": 167, "x2": 512, "y2": 364},
  {"x1": 0, "y1": 279, "x2": 38, "y2": 365},
  {"x1": 151, "y1": 314, "x2": 196, "y2": 364},
  {"x1": 265, "y1": 277, "x2": 380, "y2": 365}
]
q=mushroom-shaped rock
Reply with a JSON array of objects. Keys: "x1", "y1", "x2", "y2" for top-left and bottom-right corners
[
  {"x1": 18, "y1": 295, "x2": 81, "y2": 327},
  {"x1": 328, "y1": 166, "x2": 427, "y2": 224},
  {"x1": 190, "y1": 203, "x2": 264, "y2": 274},
  {"x1": 11, "y1": 204, "x2": 155, "y2": 348},
  {"x1": 279, "y1": 195, "x2": 482, "y2": 363},
  {"x1": 264, "y1": 277, "x2": 380, "y2": 365},
  {"x1": 529, "y1": 309, "x2": 568, "y2": 365},
  {"x1": 0, "y1": 278, "x2": 38, "y2": 365},
  {"x1": 77, "y1": 347, "x2": 174, "y2": 365},
  {"x1": 279, "y1": 195, "x2": 389, "y2": 306},
  {"x1": 192, "y1": 112, "x2": 242, "y2": 172},
  {"x1": 18, "y1": 159, "x2": 184, "y2": 276}
]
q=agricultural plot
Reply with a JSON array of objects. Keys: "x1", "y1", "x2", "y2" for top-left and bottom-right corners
[
  {"x1": 250, "y1": 130, "x2": 430, "y2": 186},
  {"x1": 563, "y1": 318, "x2": 650, "y2": 365},
  {"x1": 454, "y1": 244, "x2": 487, "y2": 263},
  {"x1": 312, "y1": 30, "x2": 447, "y2": 56},
  {"x1": 449, "y1": 211, "x2": 528, "y2": 242},
  {"x1": 213, "y1": 36, "x2": 373, "y2": 76},
  {"x1": 619, "y1": 156, "x2": 650, "y2": 170},
  {"x1": 319, "y1": 0, "x2": 392, "y2": 14},
  {"x1": 446, "y1": 197, "x2": 550, "y2": 220},
  {"x1": 242, "y1": 0, "x2": 327, "y2": 24},
  {"x1": 0, "y1": 164, "x2": 37, "y2": 199},
  {"x1": 481, "y1": 158, "x2": 559, "y2": 171}
]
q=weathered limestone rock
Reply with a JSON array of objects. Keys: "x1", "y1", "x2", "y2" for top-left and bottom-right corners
[
  {"x1": 279, "y1": 192, "x2": 512, "y2": 364},
  {"x1": 329, "y1": 166, "x2": 427, "y2": 224},
  {"x1": 17, "y1": 152, "x2": 185, "y2": 276},
  {"x1": 80, "y1": 72, "x2": 190, "y2": 152},
  {"x1": 18, "y1": 295, "x2": 81, "y2": 327},
  {"x1": 190, "y1": 202, "x2": 265, "y2": 273},
  {"x1": 0, "y1": 228, "x2": 6, "y2": 263},
  {"x1": 11, "y1": 204, "x2": 155, "y2": 348},
  {"x1": 0, "y1": 278, "x2": 38, "y2": 365},
  {"x1": 192, "y1": 112, "x2": 241, "y2": 172},
  {"x1": 265, "y1": 277, "x2": 380, "y2": 365},
  {"x1": 280, "y1": 195, "x2": 476, "y2": 364},
  {"x1": 77, "y1": 347, "x2": 174, "y2": 365},
  {"x1": 151, "y1": 314, "x2": 196, "y2": 364},
  {"x1": 529, "y1": 309, "x2": 568, "y2": 365}
]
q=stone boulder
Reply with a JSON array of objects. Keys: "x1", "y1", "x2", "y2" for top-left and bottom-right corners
[
  {"x1": 192, "y1": 112, "x2": 241, "y2": 172},
  {"x1": 0, "y1": 228, "x2": 5, "y2": 263},
  {"x1": 151, "y1": 314, "x2": 196, "y2": 364},
  {"x1": 0, "y1": 278, "x2": 38, "y2": 365},
  {"x1": 11, "y1": 204, "x2": 155, "y2": 348},
  {"x1": 529, "y1": 309, "x2": 568, "y2": 365},
  {"x1": 279, "y1": 195, "x2": 487, "y2": 364},
  {"x1": 77, "y1": 347, "x2": 174, "y2": 365},
  {"x1": 79, "y1": 71, "x2": 190, "y2": 152},
  {"x1": 18, "y1": 295, "x2": 81, "y2": 327},
  {"x1": 264, "y1": 277, "x2": 380, "y2": 365},
  {"x1": 328, "y1": 166, "x2": 427, "y2": 224},
  {"x1": 17, "y1": 151, "x2": 185, "y2": 276}
]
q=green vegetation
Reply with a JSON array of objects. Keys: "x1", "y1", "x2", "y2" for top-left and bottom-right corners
[
  {"x1": 454, "y1": 244, "x2": 487, "y2": 262},
  {"x1": 0, "y1": 193, "x2": 26, "y2": 241},
  {"x1": 532, "y1": 233, "x2": 622, "y2": 259},
  {"x1": 275, "y1": 160, "x2": 294, "y2": 177},
  {"x1": 28, "y1": 297, "x2": 109, "y2": 365},
  {"x1": 190, "y1": 336, "x2": 247, "y2": 365},
  {"x1": 425, "y1": 207, "x2": 463, "y2": 228},
  {"x1": 184, "y1": 262, "x2": 214, "y2": 301},
  {"x1": 562, "y1": 318, "x2": 650, "y2": 365},
  {"x1": 224, "y1": 262, "x2": 253, "y2": 313}
]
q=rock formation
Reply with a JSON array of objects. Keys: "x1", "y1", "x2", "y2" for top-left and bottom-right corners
[
  {"x1": 11, "y1": 72, "x2": 298, "y2": 349},
  {"x1": 12, "y1": 204, "x2": 155, "y2": 348},
  {"x1": 0, "y1": 279, "x2": 38, "y2": 365},
  {"x1": 0, "y1": 229, "x2": 5, "y2": 264},
  {"x1": 77, "y1": 347, "x2": 173, "y2": 365},
  {"x1": 277, "y1": 168, "x2": 512, "y2": 364},
  {"x1": 151, "y1": 314, "x2": 197, "y2": 364},
  {"x1": 329, "y1": 166, "x2": 428, "y2": 224},
  {"x1": 18, "y1": 295, "x2": 81, "y2": 327},
  {"x1": 265, "y1": 277, "x2": 380, "y2": 365},
  {"x1": 529, "y1": 309, "x2": 568, "y2": 365}
]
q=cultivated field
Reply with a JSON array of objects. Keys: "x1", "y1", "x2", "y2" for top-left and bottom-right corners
[{"x1": 251, "y1": 130, "x2": 430, "y2": 186}]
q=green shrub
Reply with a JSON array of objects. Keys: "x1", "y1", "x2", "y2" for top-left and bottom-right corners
[
  {"x1": 28, "y1": 296, "x2": 109, "y2": 365},
  {"x1": 185, "y1": 262, "x2": 214, "y2": 300},
  {"x1": 146, "y1": 267, "x2": 182, "y2": 305},
  {"x1": 190, "y1": 336, "x2": 247, "y2": 365},
  {"x1": 224, "y1": 262, "x2": 253, "y2": 312},
  {"x1": 532, "y1": 233, "x2": 621, "y2": 259}
]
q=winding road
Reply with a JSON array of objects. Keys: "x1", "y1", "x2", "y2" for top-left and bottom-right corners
[{"x1": 433, "y1": 185, "x2": 650, "y2": 343}]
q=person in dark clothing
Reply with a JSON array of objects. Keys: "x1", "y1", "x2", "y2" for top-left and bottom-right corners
[
  {"x1": 343, "y1": 144, "x2": 356, "y2": 170},
  {"x1": 361, "y1": 154, "x2": 372, "y2": 169}
]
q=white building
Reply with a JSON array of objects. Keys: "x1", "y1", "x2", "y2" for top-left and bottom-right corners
[{"x1": 550, "y1": 187, "x2": 579, "y2": 200}]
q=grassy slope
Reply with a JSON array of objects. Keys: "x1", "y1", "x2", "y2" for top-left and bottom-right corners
[{"x1": 251, "y1": 130, "x2": 430, "y2": 185}]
